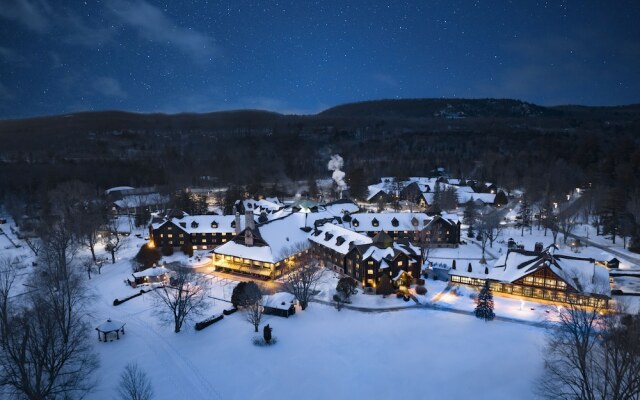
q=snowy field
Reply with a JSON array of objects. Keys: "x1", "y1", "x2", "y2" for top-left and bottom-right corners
[{"x1": 88, "y1": 258, "x2": 546, "y2": 400}]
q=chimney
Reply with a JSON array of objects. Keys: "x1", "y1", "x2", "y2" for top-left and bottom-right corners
[
  {"x1": 245, "y1": 229, "x2": 254, "y2": 246},
  {"x1": 234, "y1": 212, "x2": 241, "y2": 235},
  {"x1": 245, "y1": 210, "x2": 255, "y2": 230}
]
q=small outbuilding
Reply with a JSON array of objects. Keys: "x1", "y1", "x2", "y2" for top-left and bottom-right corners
[
  {"x1": 129, "y1": 266, "x2": 171, "y2": 287},
  {"x1": 96, "y1": 318, "x2": 126, "y2": 342},
  {"x1": 263, "y1": 292, "x2": 296, "y2": 318}
]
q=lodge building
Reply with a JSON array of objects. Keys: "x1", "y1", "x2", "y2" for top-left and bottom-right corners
[
  {"x1": 150, "y1": 214, "x2": 244, "y2": 250},
  {"x1": 344, "y1": 231, "x2": 422, "y2": 290},
  {"x1": 449, "y1": 245, "x2": 610, "y2": 308},
  {"x1": 342, "y1": 212, "x2": 461, "y2": 246}
]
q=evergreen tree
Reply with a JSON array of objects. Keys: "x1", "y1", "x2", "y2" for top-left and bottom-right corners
[
  {"x1": 600, "y1": 188, "x2": 627, "y2": 245},
  {"x1": 336, "y1": 277, "x2": 357, "y2": 301},
  {"x1": 475, "y1": 281, "x2": 495, "y2": 321},
  {"x1": 347, "y1": 166, "x2": 368, "y2": 201},
  {"x1": 517, "y1": 194, "x2": 532, "y2": 236},
  {"x1": 463, "y1": 202, "x2": 478, "y2": 238},
  {"x1": 494, "y1": 190, "x2": 508, "y2": 207}
]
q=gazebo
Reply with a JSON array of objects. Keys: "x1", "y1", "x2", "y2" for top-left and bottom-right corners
[{"x1": 96, "y1": 318, "x2": 126, "y2": 342}]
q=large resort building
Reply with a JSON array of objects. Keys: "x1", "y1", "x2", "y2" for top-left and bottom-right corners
[
  {"x1": 449, "y1": 245, "x2": 611, "y2": 308},
  {"x1": 147, "y1": 196, "x2": 611, "y2": 307}
]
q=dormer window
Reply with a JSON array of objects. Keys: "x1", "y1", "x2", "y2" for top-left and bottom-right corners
[
  {"x1": 371, "y1": 218, "x2": 379, "y2": 227},
  {"x1": 210, "y1": 220, "x2": 218, "y2": 229},
  {"x1": 391, "y1": 217, "x2": 399, "y2": 227},
  {"x1": 411, "y1": 217, "x2": 419, "y2": 227},
  {"x1": 231, "y1": 220, "x2": 236, "y2": 228},
  {"x1": 324, "y1": 232, "x2": 334, "y2": 241},
  {"x1": 191, "y1": 221, "x2": 199, "y2": 229},
  {"x1": 336, "y1": 236, "x2": 345, "y2": 246},
  {"x1": 352, "y1": 218, "x2": 359, "y2": 228},
  {"x1": 179, "y1": 222, "x2": 186, "y2": 228}
]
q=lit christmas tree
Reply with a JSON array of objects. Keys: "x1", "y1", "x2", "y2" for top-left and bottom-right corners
[{"x1": 475, "y1": 281, "x2": 495, "y2": 321}]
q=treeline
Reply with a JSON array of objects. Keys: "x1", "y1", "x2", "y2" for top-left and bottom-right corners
[{"x1": 0, "y1": 99, "x2": 638, "y2": 222}]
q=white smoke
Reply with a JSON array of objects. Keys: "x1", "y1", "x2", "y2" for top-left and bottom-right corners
[{"x1": 328, "y1": 154, "x2": 347, "y2": 191}]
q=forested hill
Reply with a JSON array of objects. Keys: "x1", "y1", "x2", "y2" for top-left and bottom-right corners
[
  {"x1": 0, "y1": 98, "x2": 638, "y2": 200},
  {"x1": 2, "y1": 98, "x2": 639, "y2": 139}
]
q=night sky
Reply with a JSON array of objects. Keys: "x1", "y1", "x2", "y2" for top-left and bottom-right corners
[{"x1": 1, "y1": 0, "x2": 639, "y2": 119}]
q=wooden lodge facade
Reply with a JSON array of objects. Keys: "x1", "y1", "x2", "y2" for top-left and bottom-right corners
[
  {"x1": 449, "y1": 246, "x2": 610, "y2": 308},
  {"x1": 308, "y1": 223, "x2": 373, "y2": 274},
  {"x1": 343, "y1": 232, "x2": 422, "y2": 290},
  {"x1": 344, "y1": 212, "x2": 461, "y2": 246},
  {"x1": 150, "y1": 214, "x2": 243, "y2": 250}
]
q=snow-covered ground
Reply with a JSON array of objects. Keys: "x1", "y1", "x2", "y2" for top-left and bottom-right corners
[
  {"x1": 5, "y1": 208, "x2": 639, "y2": 399},
  {"x1": 88, "y1": 257, "x2": 546, "y2": 399}
]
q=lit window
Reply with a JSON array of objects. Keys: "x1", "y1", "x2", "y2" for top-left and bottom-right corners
[{"x1": 367, "y1": 269, "x2": 374, "y2": 275}]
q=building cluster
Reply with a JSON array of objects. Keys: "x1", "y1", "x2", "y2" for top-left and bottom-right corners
[
  {"x1": 149, "y1": 198, "x2": 461, "y2": 290},
  {"x1": 366, "y1": 176, "x2": 505, "y2": 209},
  {"x1": 143, "y1": 173, "x2": 612, "y2": 307}
]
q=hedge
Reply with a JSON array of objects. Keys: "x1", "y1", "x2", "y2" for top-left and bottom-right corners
[
  {"x1": 113, "y1": 289, "x2": 152, "y2": 306},
  {"x1": 223, "y1": 308, "x2": 238, "y2": 316},
  {"x1": 195, "y1": 314, "x2": 224, "y2": 331}
]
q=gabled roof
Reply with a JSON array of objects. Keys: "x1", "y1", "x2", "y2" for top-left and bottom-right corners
[
  {"x1": 452, "y1": 246, "x2": 610, "y2": 298},
  {"x1": 309, "y1": 223, "x2": 372, "y2": 255},
  {"x1": 152, "y1": 215, "x2": 245, "y2": 234},
  {"x1": 214, "y1": 204, "x2": 357, "y2": 264},
  {"x1": 347, "y1": 212, "x2": 431, "y2": 232}
]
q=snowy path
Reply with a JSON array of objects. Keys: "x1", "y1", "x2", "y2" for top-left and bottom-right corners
[{"x1": 568, "y1": 232, "x2": 640, "y2": 267}]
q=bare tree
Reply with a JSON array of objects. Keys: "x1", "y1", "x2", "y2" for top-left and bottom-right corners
[
  {"x1": 557, "y1": 202, "x2": 580, "y2": 245},
  {"x1": 77, "y1": 200, "x2": 107, "y2": 263},
  {"x1": 23, "y1": 237, "x2": 43, "y2": 257},
  {"x1": 154, "y1": 267, "x2": 208, "y2": 333},
  {"x1": 117, "y1": 362, "x2": 154, "y2": 400},
  {"x1": 597, "y1": 308, "x2": 640, "y2": 400},
  {"x1": 82, "y1": 257, "x2": 95, "y2": 280},
  {"x1": 476, "y1": 210, "x2": 504, "y2": 262},
  {"x1": 244, "y1": 297, "x2": 264, "y2": 332},
  {"x1": 0, "y1": 252, "x2": 98, "y2": 400},
  {"x1": 538, "y1": 300, "x2": 640, "y2": 400},
  {"x1": 39, "y1": 220, "x2": 78, "y2": 279},
  {"x1": 105, "y1": 218, "x2": 126, "y2": 264},
  {"x1": 282, "y1": 251, "x2": 324, "y2": 310},
  {"x1": 538, "y1": 301, "x2": 601, "y2": 400}
]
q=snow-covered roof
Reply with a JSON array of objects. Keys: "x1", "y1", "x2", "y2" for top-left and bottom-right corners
[
  {"x1": 96, "y1": 319, "x2": 125, "y2": 333},
  {"x1": 451, "y1": 246, "x2": 611, "y2": 297},
  {"x1": 309, "y1": 223, "x2": 372, "y2": 255},
  {"x1": 239, "y1": 198, "x2": 284, "y2": 214},
  {"x1": 132, "y1": 266, "x2": 171, "y2": 278},
  {"x1": 163, "y1": 215, "x2": 245, "y2": 234},
  {"x1": 456, "y1": 192, "x2": 496, "y2": 205},
  {"x1": 262, "y1": 292, "x2": 296, "y2": 310},
  {"x1": 105, "y1": 186, "x2": 135, "y2": 195},
  {"x1": 214, "y1": 203, "x2": 360, "y2": 264},
  {"x1": 114, "y1": 193, "x2": 168, "y2": 209},
  {"x1": 345, "y1": 212, "x2": 431, "y2": 232}
]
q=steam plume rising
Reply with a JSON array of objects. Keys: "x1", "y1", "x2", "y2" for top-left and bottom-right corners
[{"x1": 328, "y1": 154, "x2": 347, "y2": 192}]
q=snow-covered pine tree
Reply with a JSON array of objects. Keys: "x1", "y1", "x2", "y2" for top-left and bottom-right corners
[{"x1": 475, "y1": 281, "x2": 495, "y2": 321}]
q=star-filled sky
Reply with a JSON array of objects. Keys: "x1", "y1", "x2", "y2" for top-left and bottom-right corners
[{"x1": 1, "y1": 0, "x2": 639, "y2": 119}]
